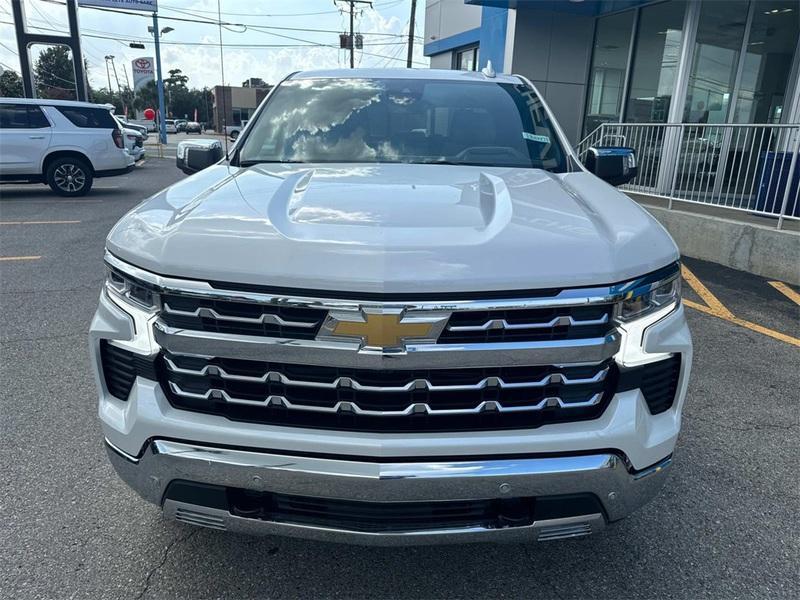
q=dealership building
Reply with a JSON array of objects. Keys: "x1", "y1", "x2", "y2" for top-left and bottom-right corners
[
  {"x1": 424, "y1": 0, "x2": 800, "y2": 281},
  {"x1": 424, "y1": 0, "x2": 800, "y2": 143},
  {"x1": 211, "y1": 80, "x2": 272, "y2": 132}
]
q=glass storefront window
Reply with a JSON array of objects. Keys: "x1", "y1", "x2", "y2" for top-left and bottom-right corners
[
  {"x1": 455, "y1": 46, "x2": 479, "y2": 71},
  {"x1": 624, "y1": 0, "x2": 686, "y2": 123},
  {"x1": 583, "y1": 11, "x2": 634, "y2": 135},
  {"x1": 683, "y1": 1, "x2": 749, "y2": 124},
  {"x1": 734, "y1": 2, "x2": 800, "y2": 123}
]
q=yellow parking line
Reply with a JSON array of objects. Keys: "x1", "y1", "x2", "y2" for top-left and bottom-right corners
[
  {"x1": 684, "y1": 293, "x2": 800, "y2": 348},
  {"x1": 768, "y1": 281, "x2": 800, "y2": 306},
  {"x1": 681, "y1": 265, "x2": 734, "y2": 319},
  {"x1": 0, "y1": 255, "x2": 41, "y2": 261},
  {"x1": 0, "y1": 220, "x2": 81, "y2": 225}
]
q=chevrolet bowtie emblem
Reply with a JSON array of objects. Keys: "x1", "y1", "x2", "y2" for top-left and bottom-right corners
[{"x1": 327, "y1": 311, "x2": 447, "y2": 349}]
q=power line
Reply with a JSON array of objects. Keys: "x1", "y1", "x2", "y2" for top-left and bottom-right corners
[
  {"x1": 40, "y1": 0, "x2": 422, "y2": 40},
  {"x1": 156, "y1": 0, "x2": 405, "y2": 18},
  {"x1": 0, "y1": 20, "x2": 427, "y2": 64}
]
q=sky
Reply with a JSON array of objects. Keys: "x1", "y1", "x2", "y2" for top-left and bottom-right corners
[{"x1": 0, "y1": 0, "x2": 429, "y2": 91}]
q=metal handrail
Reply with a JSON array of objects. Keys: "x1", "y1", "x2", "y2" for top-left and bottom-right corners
[{"x1": 575, "y1": 122, "x2": 800, "y2": 229}]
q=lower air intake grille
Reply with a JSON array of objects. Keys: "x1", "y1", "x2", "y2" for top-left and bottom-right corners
[
  {"x1": 618, "y1": 355, "x2": 682, "y2": 414},
  {"x1": 164, "y1": 481, "x2": 606, "y2": 535},
  {"x1": 238, "y1": 492, "x2": 532, "y2": 533},
  {"x1": 99, "y1": 340, "x2": 157, "y2": 401}
]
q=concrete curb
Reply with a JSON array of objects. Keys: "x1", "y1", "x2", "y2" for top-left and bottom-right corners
[{"x1": 643, "y1": 205, "x2": 800, "y2": 286}]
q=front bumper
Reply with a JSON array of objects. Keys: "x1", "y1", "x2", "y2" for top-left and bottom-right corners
[
  {"x1": 90, "y1": 268, "x2": 692, "y2": 544},
  {"x1": 106, "y1": 438, "x2": 671, "y2": 545}
]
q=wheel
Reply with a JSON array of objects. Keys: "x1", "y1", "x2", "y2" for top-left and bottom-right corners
[
  {"x1": 46, "y1": 156, "x2": 93, "y2": 196},
  {"x1": 230, "y1": 130, "x2": 239, "y2": 140}
]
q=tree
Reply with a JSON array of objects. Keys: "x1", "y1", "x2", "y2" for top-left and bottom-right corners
[
  {"x1": 0, "y1": 70, "x2": 24, "y2": 97},
  {"x1": 133, "y1": 80, "x2": 158, "y2": 113},
  {"x1": 165, "y1": 68, "x2": 188, "y2": 91},
  {"x1": 89, "y1": 87, "x2": 124, "y2": 113},
  {"x1": 34, "y1": 46, "x2": 76, "y2": 100}
]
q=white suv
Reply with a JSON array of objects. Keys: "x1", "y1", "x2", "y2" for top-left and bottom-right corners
[{"x1": 0, "y1": 98, "x2": 134, "y2": 196}]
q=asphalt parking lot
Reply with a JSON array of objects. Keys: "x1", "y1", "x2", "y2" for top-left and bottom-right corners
[{"x1": 1, "y1": 158, "x2": 798, "y2": 599}]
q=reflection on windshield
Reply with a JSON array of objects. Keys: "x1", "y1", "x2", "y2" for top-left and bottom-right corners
[{"x1": 238, "y1": 78, "x2": 567, "y2": 171}]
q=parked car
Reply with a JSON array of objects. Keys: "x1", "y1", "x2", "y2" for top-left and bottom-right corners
[
  {"x1": 175, "y1": 119, "x2": 188, "y2": 132},
  {"x1": 138, "y1": 119, "x2": 157, "y2": 133},
  {"x1": 185, "y1": 121, "x2": 202, "y2": 134},
  {"x1": 121, "y1": 127, "x2": 145, "y2": 162},
  {"x1": 164, "y1": 119, "x2": 178, "y2": 134},
  {"x1": 0, "y1": 98, "x2": 134, "y2": 196},
  {"x1": 92, "y1": 68, "x2": 691, "y2": 545},
  {"x1": 224, "y1": 119, "x2": 247, "y2": 139},
  {"x1": 114, "y1": 115, "x2": 149, "y2": 140}
]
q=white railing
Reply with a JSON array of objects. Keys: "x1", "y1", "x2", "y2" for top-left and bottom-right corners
[{"x1": 576, "y1": 123, "x2": 800, "y2": 229}]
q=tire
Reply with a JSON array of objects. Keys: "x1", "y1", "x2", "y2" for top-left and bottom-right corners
[
  {"x1": 46, "y1": 156, "x2": 93, "y2": 197},
  {"x1": 230, "y1": 130, "x2": 239, "y2": 140}
]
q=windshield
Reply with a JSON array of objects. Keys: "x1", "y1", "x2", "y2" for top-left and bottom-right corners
[{"x1": 238, "y1": 78, "x2": 568, "y2": 171}]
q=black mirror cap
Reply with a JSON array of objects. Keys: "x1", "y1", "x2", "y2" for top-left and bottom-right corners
[
  {"x1": 584, "y1": 146, "x2": 637, "y2": 187},
  {"x1": 176, "y1": 140, "x2": 224, "y2": 175}
]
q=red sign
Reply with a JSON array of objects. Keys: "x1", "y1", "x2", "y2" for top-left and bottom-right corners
[{"x1": 143, "y1": 108, "x2": 156, "y2": 121}]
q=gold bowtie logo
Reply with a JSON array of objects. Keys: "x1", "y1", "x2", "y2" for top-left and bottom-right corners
[{"x1": 331, "y1": 312, "x2": 440, "y2": 349}]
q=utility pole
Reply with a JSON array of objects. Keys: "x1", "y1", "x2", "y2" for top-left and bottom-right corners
[
  {"x1": 406, "y1": 0, "x2": 417, "y2": 68},
  {"x1": 110, "y1": 55, "x2": 122, "y2": 94},
  {"x1": 104, "y1": 55, "x2": 112, "y2": 92},
  {"x1": 349, "y1": 0, "x2": 354, "y2": 68},
  {"x1": 343, "y1": 1, "x2": 371, "y2": 69}
]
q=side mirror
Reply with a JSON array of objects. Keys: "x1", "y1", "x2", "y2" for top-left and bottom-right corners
[
  {"x1": 176, "y1": 139, "x2": 224, "y2": 175},
  {"x1": 584, "y1": 146, "x2": 637, "y2": 186}
]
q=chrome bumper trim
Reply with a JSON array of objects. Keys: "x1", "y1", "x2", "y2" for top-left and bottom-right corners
[
  {"x1": 106, "y1": 438, "x2": 672, "y2": 543},
  {"x1": 153, "y1": 322, "x2": 620, "y2": 369},
  {"x1": 163, "y1": 500, "x2": 606, "y2": 546}
]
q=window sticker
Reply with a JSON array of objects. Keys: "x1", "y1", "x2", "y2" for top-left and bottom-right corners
[{"x1": 523, "y1": 132, "x2": 550, "y2": 144}]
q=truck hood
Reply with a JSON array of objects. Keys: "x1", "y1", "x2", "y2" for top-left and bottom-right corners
[{"x1": 107, "y1": 163, "x2": 678, "y2": 294}]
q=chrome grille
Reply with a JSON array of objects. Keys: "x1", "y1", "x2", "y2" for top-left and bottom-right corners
[
  {"x1": 439, "y1": 304, "x2": 615, "y2": 343},
  {"x1": 102, "y1": 252, "x2": 687, "y2": 434},
  {"x1": 159, "y1": 294, "x2": 326, "y2": 339},
  {"x1": 159, "y1": 353, "x2": 616, "y2": 432}
]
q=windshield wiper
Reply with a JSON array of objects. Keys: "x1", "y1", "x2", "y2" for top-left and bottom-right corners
[{"x1": 239, "y1": 159, "x2": 310, "y2": 167}]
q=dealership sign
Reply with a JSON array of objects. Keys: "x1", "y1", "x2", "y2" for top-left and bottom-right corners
[
  {"x1": 78, "y1": 0, "x2": 157, "y2": 11},
  {"x1": 132, "y1": 57, "x2": 155, "y2": 92}
]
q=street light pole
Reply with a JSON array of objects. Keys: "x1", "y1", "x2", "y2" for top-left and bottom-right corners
[
  {"x1": 104, "y1": 55, "x2": 112, "y2": 93},
  {"x1": 152, "y1": 13, "x2": 167, "y2": 144}
]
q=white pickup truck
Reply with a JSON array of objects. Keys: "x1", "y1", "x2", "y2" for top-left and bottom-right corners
[
  {"x1": 224, "y1": 119, "x2": 247, "y2": 139},
  {"x1": 91, "y1": 68, "x2": 692, "y2": 545}
]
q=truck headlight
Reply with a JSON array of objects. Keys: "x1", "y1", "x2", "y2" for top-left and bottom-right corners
[
  {"x1": 615, "y1": 263, "x2": 681, "y2": 367},
  {"x1": 103, "y1": 263, "x2": 160, "y2": 355},
  {"x1": 618, "y1": 274, "x2": 681, "y2": 322},
  {"x1": 105, "y1": 266, "x2": 159, "y2": 311}
]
